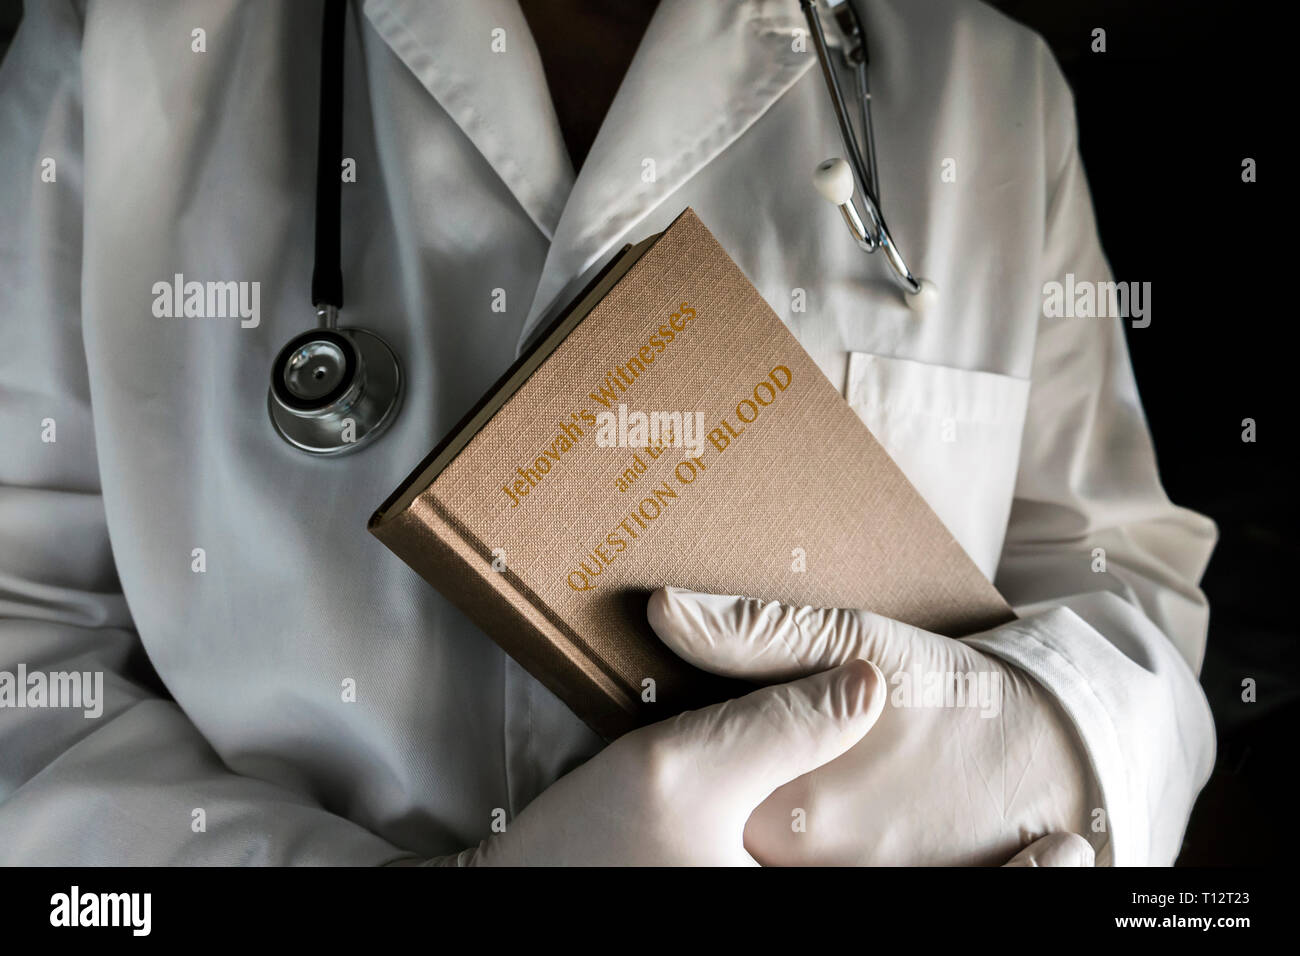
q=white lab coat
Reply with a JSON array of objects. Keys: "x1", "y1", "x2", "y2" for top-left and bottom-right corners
[{"x1": 0, "y1": 0, "x2": 1216, "y2": 865}]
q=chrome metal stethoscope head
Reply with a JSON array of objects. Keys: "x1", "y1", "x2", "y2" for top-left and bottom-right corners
[{"x1": 268, "y1": 305, "x2": 402, "y2": 455}]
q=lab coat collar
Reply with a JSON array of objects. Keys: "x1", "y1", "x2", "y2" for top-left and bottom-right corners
[
  {"x1": 515, "y1": 0, "x2": 814, "y2": 349},
  {"x1": 362, "y1": 0, "x2": 576, "y2": 240},
  {"x1": 363, "y1": 0, "x2": 813, "y2": 352}
]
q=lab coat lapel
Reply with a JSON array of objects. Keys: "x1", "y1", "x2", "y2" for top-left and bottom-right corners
[
  {"x1": 362, "y1": 0, "x2": 574, "y2": 239},
  {"x1": 514, "y1": 0, "x2": 815, "y2": 351}
]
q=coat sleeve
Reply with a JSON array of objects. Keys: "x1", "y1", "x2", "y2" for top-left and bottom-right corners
[
  {"x1": 0, "y1": 1, "x2": 412, "y2": 865},
  {"x1": 963, "y1": 38, "x2": 1218, "y2": 866}
]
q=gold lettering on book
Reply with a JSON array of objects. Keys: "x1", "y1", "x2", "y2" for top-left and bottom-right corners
[
  {"x1": 562, "y1": 365, "x2": 794, "y2": 593},
  {"x1": 501, "y1": 302, "x2": 700, "y2": 511}
]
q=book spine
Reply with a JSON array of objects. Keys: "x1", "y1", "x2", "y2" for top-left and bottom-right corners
[{"x1": 370, "y1": 497, "x2": 642, "y2": 741}]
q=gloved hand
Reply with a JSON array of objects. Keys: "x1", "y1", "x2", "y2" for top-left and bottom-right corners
[
  {"x1": 443, "y1": 658, "x2": 886, "y2": 865},
  {"x1": 648, "y1": 587, "x2": 1098, "y2": 866},
  {"x1": 1003, "y1": 832, "x2": 1095, "y2": 867}
]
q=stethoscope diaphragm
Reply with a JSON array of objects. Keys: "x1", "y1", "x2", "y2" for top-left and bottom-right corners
[{"x1": 268, "y1": 318, "x2": 402, "y2": 456}]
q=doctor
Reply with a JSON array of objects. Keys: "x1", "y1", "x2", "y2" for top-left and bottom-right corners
[{"x1": 0, "y1": 0, "x2": 1214, "y2": 866}]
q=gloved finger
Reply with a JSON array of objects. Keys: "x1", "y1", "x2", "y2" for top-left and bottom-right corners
[
  {"x1": 648, "y1": 585, "x2": 924, "y2": 681},
  {"x1": 1002, "y1": 832, "x2": 1095, "y2": 867},
  {"x1": 668, "y1": 658, "x2": 886, "y2": 808}
]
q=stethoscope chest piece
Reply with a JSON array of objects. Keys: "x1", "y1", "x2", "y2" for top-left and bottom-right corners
[
  {"x1": 268, "y1": 311, "x2": 402, "y2": 456},
  {"x1": 268, "y1": 0, "x2": 401, "y2": 457}
]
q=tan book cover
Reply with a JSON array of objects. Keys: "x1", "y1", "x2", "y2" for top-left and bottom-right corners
[{"x1": 370, "y1": 208, "x2": 1013, "y2": 740}]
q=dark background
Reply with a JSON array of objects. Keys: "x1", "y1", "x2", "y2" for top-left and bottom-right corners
[
  {"x1": 1, "y1": 1, "x2": 1292, "y2": 865},
  {"x1": 990, "y1": 0, "x2": 1294, "y2": 864}
]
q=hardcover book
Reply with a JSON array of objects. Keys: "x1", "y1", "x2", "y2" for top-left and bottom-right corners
[{"x1": 370, "y1": 209, "x2": 1013, "y2": 740}]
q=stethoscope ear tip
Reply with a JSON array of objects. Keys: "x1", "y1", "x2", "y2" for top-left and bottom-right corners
[
  {"x1": 813, "y1": 157, "x2": 856, "y2": 205},
  {"x1": 906, "y1": 278, "x2": 938, "y2": 314}
]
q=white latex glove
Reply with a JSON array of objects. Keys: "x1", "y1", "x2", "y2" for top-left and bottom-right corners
[
  {"x1": 648, "y1": 587, "x2": 1098, "y2": 866},
  {"x1": 1003, "y1": 832, "x2": 1095, "y2": 867},
  {"x1": 441, "y1": 659, "x2": 885, "y2": 865}
]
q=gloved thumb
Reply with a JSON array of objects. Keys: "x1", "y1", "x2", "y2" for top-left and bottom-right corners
[
  {"x1": 666, "y1": 658, "x2": 886, "y2": 808},
  {"x1": 648, "y1": 586, "x2": 922, "y2": 682},
  {"x1": 1002, "y1": 832, "x2": 1095, "y2": 867}
]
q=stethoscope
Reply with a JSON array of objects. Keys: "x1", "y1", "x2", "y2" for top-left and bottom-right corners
[
  {"x1": 268, "y1": 0, "x2": 402, "y2": 455},
  {"x1": 801, "y1": 0, "x2": 935, "y2": 311},
  {"x1": 268, "y1": 0, "x2": 927, "y2": 456}
]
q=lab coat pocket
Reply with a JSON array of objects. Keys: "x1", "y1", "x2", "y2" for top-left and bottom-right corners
[{"x1": 845, "y1": 353, "x2": 1031, "y2": 581}]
